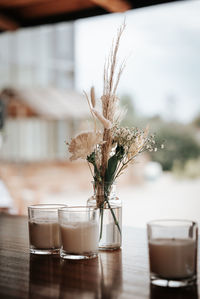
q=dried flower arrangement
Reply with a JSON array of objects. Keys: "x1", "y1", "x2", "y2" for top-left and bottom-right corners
[{"x1": 67, "y1": 22, "x2": 160, "y2": 237}]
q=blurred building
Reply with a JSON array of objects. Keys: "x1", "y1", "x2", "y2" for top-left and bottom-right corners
[
  {"x1": 0, "y1": 22, "x2": 74, "y2": 89},
  {"x1": 0, "y1": 22, "x2": 90, "y2": 162},
  {"x1": 0, "y1": 87, "x2": 89, "y2": 162}
]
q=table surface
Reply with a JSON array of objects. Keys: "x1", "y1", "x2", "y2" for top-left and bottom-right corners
[{"x1": 0, "y1": 214, "x2": 199, "y2": 299}]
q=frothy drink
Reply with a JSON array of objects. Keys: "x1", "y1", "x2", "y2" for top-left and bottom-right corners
[
  {"x1": 29, "y1": 220, "x2": 60, "y2": 249},
  {"x1": 60, "y1": 221, "x2": 98, "y2": 254},
  {"x1": 149, "y1": 238, "x2": 196, "y2": 279}
]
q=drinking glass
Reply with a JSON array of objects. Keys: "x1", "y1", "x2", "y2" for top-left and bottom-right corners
[
  {"x1": 28, "y1": 204, "x2": 66, "y2": 255},
  {"x1": 58, "y1": 206, "x2": 99, "y2": 260},
  {"x1": 147, "y1": 219, "x2": 198, "y2": 287}
]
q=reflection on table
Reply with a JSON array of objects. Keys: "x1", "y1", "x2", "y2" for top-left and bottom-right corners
[
  {"x1": 29, "y1": 255, "x2": 61, "y2": 298},
  {"x1": 59, "y1": 250, "x2": 122, "y2": 299},
  {"x1": 150, "y1": 284, "x2": 198, "y2": 299}
]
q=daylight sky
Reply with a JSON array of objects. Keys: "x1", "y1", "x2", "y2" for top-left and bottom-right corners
[{"x1": 75, "y1": 0, "x2": 200, "y2": 123}]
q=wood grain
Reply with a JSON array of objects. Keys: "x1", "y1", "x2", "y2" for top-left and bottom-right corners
[
  {"x1": 91, "y1": 0, "x2": 131, "y2": 12},
  {"x1": 15, "y1": 0, "x2": 96, "y2": 19},
  {"x1": 0, "y1": 0, "x2": 53, "y2": 8},
  {"x1": 0, "y1": 13, "x2": 19, "y2": 30},
  {"x1": 0, "y1": 214, "x2": 199, "y2": 298}
]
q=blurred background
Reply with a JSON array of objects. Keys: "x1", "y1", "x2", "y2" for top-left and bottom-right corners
[{"x1": 0, "y1": 0, "x2": 199, "y2": 227}]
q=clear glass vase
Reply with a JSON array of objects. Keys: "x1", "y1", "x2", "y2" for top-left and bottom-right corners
[{"x1": 87, "y1": 182, "x2": 122, "y2": 250}]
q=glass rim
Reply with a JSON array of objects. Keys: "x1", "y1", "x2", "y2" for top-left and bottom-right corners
[
  {"x1": 58, "y1": 206, "x2": 98, "y2": 213},
  {"x1": 147, "y1": 219, "x2": 197, "y2": 227},
  {"x1": 28, "y1": 204, "x2": 67, "y2": 210}
]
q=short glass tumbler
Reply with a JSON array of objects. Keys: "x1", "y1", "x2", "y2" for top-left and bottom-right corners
[
  {"x1": 28, "y1": 204, "x2": 66, "y2": 255},
  {"x1": 147, "y1": 219, "x2": 198, "y2": 287},
  {"x1": 58, "y1": 206, "x2": 99, "y2": 260}
]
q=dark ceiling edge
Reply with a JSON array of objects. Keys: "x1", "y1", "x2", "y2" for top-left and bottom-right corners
[
  {"x1": 22, "y1": 7, "x2": 109, "y2": 28},
  {"x1": 0, "y1": 7, "x2": 109, "y2": 32},
  {"x1": 0, "y1": 0, "x2": 184, "y2": 33},
  {"x1": 0, "y1": 10, "x2": 21, "y2": 32},
  {"x1": 130, "y1": 0, "x2": 184, "y2": 9}
]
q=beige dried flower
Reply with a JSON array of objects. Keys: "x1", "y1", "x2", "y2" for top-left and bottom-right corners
[
  {"x1": 90, "y1": 86, "x2": 96, "y2": 108},
  {"x1": 68, "y1": 132, "x2": 102, "y2": 161},
  {"x1": 92, "y1": 108, "x2": 112, "y2": 129},
  {"x1": 113, "y1": 101, "x2": 127, "y2": 124},
  {"x1": 127, "y1": 126, "x2": 150, "y2": 160},
  {"x1": 127, "y1": 143, "x2": 139, "y2": 161}
]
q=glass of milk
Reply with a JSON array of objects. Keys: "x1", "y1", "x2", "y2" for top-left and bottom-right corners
[
  {"x1": 147, "y1": 219, "x2": 198, "y2": 287},
  {"x1": 58, "y1": 206, "x2": 99, "y2": 260},
  {"x1": 28, "y1": 204, "x2": 67, "y2": 255}
]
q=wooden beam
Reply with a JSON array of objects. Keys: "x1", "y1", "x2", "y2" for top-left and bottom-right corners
[
  {"x1": 0, "y1": 0, "x2": 51, "y2": 8},
  {"x1": 21, "y1": 6, "x2": 108, "y2": 28},
  {"x1": 91, "y1": 0, "x2": 132, "y2": 12},
  {"x1": 0, "y1": 0, "x2": 183, "y2": 32},
  {"x1": 17, "y1": 0, "x2": 96, "y2": 19},
  {"x1": 0, "y1": 13, "x2": 19, "y2": 30}
]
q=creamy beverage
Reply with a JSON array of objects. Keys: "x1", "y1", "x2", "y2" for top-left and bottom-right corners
[
  {"x1": 60, "y1": 221, "x2": 98, "y2": 254},
  {"x1": 29, "y1": 221, "x2": 60, "y2": 249},
  {"x1": 149, "y1": 238, "x2": 196, "y2": 279}
]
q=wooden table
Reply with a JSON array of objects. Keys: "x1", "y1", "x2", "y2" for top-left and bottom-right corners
[{"x1": 0, "y1": 214, "x2": 199, "y2": 299}]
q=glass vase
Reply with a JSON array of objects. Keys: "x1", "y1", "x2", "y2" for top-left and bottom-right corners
[{"x1": 87, "y1": 182, "x2": 122, "y2": 250}]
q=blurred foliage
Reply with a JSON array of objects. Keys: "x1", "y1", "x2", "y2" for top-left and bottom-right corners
[
  {"x1": 120, "y1": 94, "x2": 200, "y2": 172},
  {"x1": 173, "y1": 158, "x2": 200, "y2": 178},
  {"x1": 150, "y1": 122, "x2": 200, "y2": 171},
  {"x1": 192, "y1": 114, "x2": 200, "y2": 128}
]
